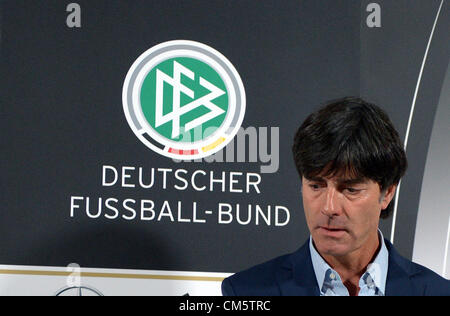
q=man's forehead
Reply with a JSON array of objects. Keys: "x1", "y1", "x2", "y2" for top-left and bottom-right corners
[
  {"x1": 304, "y1": 175, "x2": 368, "y2": 184},
  {"x1": 304, "y1": 164, "x2": 369, "y2": 184},
  {"x1": 304, "y1": 162, "x2": 366, "y2": 180}
]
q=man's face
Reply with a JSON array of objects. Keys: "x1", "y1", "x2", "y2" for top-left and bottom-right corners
[{"x1": 302, "y1": 173, "x2": 394, "y2": 258}]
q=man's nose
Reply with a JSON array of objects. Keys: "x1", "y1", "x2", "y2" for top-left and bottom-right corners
[{"x1": 322, "y1": 187, "x2": 342, "y2": 217}]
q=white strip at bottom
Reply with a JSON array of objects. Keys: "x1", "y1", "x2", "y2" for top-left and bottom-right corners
[{"x1": 0, "y1": 264, "x2": 232, "y2": 296}]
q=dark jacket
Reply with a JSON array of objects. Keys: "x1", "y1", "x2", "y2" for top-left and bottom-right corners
[{"x1": 222, "y1": 239, "x2": 450, "y2": 296}]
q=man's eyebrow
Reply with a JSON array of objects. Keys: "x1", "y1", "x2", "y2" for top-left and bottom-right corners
[
  {"x1": 337, "y1": 177, "x2": 367, "y2": 185},
  {"x1": 304, "y1": 176, "x2": 325, "y2": 182}
]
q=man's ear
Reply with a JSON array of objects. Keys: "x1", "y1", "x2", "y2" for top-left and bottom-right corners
[{"x1": 380, "y1": 184, "x2": 397, "y2": 210}]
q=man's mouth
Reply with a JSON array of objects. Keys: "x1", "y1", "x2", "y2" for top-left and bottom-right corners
[{"x1": 318, "y1": 226, "x2": 347, "y2": 237}]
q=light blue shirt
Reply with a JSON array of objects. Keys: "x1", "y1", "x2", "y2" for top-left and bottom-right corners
[{"x1": 309, "y1": 230, "x2": 389, "y2": 296}]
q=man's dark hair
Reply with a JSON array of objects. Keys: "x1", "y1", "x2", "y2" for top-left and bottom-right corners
[{"x1": 292, "y1": 97, "x2": 407, "y2": 219}]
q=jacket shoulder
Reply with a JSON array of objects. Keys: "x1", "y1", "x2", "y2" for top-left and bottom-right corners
[
  {"x1": 221, "y1": 253, "x2": 291, "y2": 296},
  {"x1": 386, "y1": 240, "x2": 450, "y2": 296},
  {"x1": 409, "y1": 262, "x2": 450, "y2": 295}
]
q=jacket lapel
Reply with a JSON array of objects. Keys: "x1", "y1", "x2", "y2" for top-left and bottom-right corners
[
  {"x1": 276, "y1": 241, "x2": 320, "y2": 296},
  {"x1": 275, "y1": 238, "x2": 424, "y2": 296},
  {"x1": 384, "y1": 240, "x2": 423, "y2": 296}
]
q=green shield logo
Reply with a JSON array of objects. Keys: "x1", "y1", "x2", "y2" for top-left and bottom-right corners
[{"x1": 123, "y1": 40, "x2": 246, "y2": 159}]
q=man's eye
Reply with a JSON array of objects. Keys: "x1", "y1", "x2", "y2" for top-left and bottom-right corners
[
  {"x1": 309, "y1": 184, "x2": 321, "y2": 190},
  {"x1": 345, "y1": 187, "x2": 359, "y2": 194}
]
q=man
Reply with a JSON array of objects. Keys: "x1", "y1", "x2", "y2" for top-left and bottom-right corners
[{"x1": 222, "y1": 97, "x2": 450, "y2": 296}]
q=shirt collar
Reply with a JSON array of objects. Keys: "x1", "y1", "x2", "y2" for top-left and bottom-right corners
[{"x1": 309, "y1": 229, "x2": 389, "y2": 295}]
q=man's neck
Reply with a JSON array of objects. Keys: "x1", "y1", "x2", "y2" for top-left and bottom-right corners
[{"x1": 320, "y1": 231, "x2": 381, "y2": 295}]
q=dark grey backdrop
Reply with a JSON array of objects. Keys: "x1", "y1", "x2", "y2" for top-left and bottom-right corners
[{"x1": 1, "y1": 0, "x2": 448, "y2": 273}]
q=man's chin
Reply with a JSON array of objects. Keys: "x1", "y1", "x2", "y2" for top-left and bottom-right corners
[{"x1": 312, "y1": 234, "x2": 352, "y2": 257}]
